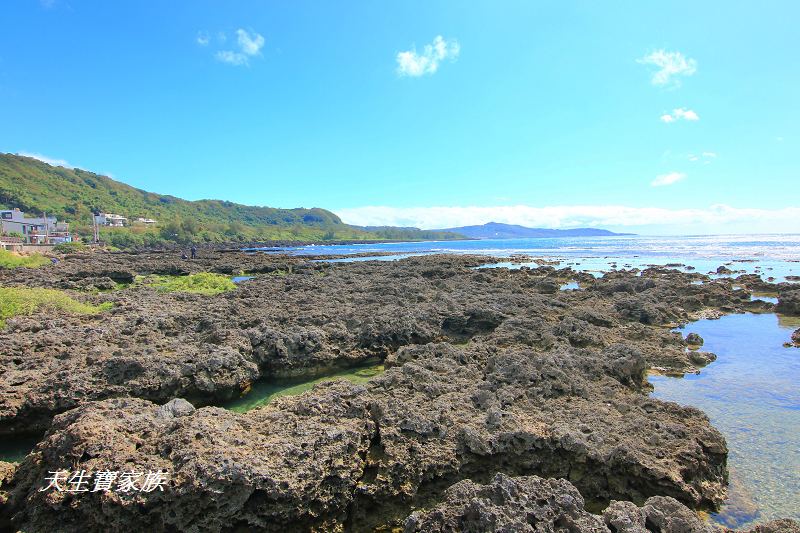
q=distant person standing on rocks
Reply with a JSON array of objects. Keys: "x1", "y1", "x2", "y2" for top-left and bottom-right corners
[{"x1": 190, "y1": 245, "x2": 197, "y2": 259}]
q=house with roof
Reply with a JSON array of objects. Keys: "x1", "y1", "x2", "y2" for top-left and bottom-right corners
[
  {"x1": 1, "y1": 208, "x2": 73, "y2": 244},
  {"x1": 94, "y1": 212, "x2": 128, "y2": 227}
]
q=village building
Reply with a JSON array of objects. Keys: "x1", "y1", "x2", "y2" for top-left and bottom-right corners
[
  {"x1": 0, "y1": 208, "x2": 73, "y2": 244},
  {"x1": 135, "y1": 217, "x2": 157, "y2": 225},
  {"x1": 94, "y1": 212, "x2": 128, "y2": 227}
]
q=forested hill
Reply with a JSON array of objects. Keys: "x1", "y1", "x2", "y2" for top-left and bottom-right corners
[
  {"x1": 0, "y1": 154, "x2": 461, "y2": 246},
  {"x1": 0, "y1": 154, "x2": 350, "y2": 237}
]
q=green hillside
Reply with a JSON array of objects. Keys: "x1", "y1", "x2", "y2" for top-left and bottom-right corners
[{"x1": 0, "y1": 153, "x2": 462, "y2": 246}]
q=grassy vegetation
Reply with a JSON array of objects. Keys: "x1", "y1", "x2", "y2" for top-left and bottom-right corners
[
  {"x1": 0, "y1": 249, "x2": 50, "y2": 269},
  {"x1": 52, "y1": 241, "x2": 86, "y2": 253},
  {"x1": 0, "y1": 287, "x2": 112, "y2": 328},
  {"x1": 0, "y1": 153, "x2": 465, "y2": 247},
  {"x1": 139, "y1": 272, "x2": 236, "y2": 295}
]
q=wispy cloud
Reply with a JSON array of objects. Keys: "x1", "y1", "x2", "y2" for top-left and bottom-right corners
[
  {"x1": 396, "y1": 35, "x2": 460, "y2": 77},
  {"x1": 215, "y1": 51, "x2": 249, "y2": 66},
  {"x1": 17, "y1": 152, "x2": 73, "y2": 169},
  {"x1": 638, "y1": 49, "x2": 697, "y2": 87},
  {"x1": 335, "y1": 204, "x2": 800, "y2": 232},
  {"x1": 660, "y1": 108, "x2": 699, "y2": 123},
  {"x1": 651, "y1": 171, "x2": 687, "y2": 187},
  {"x1": 210, "y1": 29, "x2": 265, "y2": 66},
  {"x1": 688, "y1": 152, "x2": 717, "y2": 164},
  {"x1": 196, "y1": 31, "x2": 210, "y2": 46}
]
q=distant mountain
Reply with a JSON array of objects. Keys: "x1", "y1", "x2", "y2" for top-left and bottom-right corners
[
  {"x1": 0, "y1": 153, "x2": 464, "y2": 246},
  {"x1": 436, "y1": 222, "x2": 634, "y2": 239}
]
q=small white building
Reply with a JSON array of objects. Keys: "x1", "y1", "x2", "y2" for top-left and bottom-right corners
[
  {"x1": 94, "y1": 213, "x2": 128, "y2": 227},
  {"x1": 1, "y1": 208, "x2": 72, "y2": 244},
  {"x1": 135, "y1": 217, "x2": 157, "y2": 225}
]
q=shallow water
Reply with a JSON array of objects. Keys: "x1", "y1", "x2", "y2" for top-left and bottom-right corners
[
  {"x1": 223, "y1": 364, "x2": 385, "y2": 413},
  {"x1": 231, "y1": 275, "x2": 255, "y2": 283},
  {"x1": 0, "y1": 435, "x2": 41, "y2": 463},
  {"x1": 750, "y1": 295, "x2": 778, "y2": 304},
  {"x1": 256, "y1": 235, "x2": 800, "y2": 282},
  {"x1": 649, "y1": 313, "x2": 800, "y2": 528},
  {"x1": 559, "y1": 281, "x2": 580, "y2": 290}
]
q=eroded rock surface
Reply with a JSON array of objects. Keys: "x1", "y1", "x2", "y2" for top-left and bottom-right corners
[
  {"x1": 403, "y1": 473, "x2": 608, "y2": 532},
  {"x1": 0, "y1": 252, "x2": 794, "y2": 531},
  {"x1": 404, "y1": 474, "x2": 799, "y2": 533},
  {"x1": 2, "y1": 346, "x2": 727, "y2": 531},
  {"x1": 3, "y1": 385, "x2": 374, "y2": 532},
  {"x1": 0, "y1": 253, "x2": 764, "y2": 436},
  {"x1": 777, "y1": 289, "x2": 800, "y2": 316}
]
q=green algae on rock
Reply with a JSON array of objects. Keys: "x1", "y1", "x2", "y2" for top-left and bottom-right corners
[
  {"x1": 224, "y1": 364, "x2": 384, "y2": 412},
  {"x1": 136, "y1": 272, "x2": 236, "y2": 295},
  {"x1": 0, "y1": 286, "x2": 112, "y2": 328}
]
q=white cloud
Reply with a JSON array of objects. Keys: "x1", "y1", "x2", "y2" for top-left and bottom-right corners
[
  {"x1": 638, "y1": 50, "x2": 697, "y2": 87},
  {"x1": 214, "y1": 29, "x2": 265, "y2": 66},
  {"x1": 196, "y1": 31, "x2": 210, "y2": 46},
  {"x1": 660, "y1": 108, "x2": 699, "y2": 122},
  {"x1": 334, "y1": 204, "x2": 800, "y2": 232},
  {"x1": 396, "y1": 35, "x2": 460, "y2": 77},
  {"x1": 17, "y1": 152, "x2": 73, "y2": 169},
  {"x1": 674, "y1": 108, "x2": 699, "y2": 120},
  {"x1": 236, "y1": 29, "x2": 264, "y2": 55},
  {"x1": 702, "y1": 151, "x2": 717, "y2": 158},
  {"x1": 651, "y1": 172, "x2": 687, "y2": 187}
]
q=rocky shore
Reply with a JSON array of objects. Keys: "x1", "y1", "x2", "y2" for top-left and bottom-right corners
[{"x1": 1, "y1": 251, "x2": 798, "y2": 532}]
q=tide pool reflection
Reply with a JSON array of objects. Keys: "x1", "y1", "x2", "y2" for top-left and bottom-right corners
[{"x1": 649, "y1": 313, "x2": 800, "y2": 528}]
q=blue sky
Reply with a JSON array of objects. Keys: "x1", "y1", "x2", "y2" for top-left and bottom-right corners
[{"x1": 1, "y1": 0, "x2": 798, "y2": 233}]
